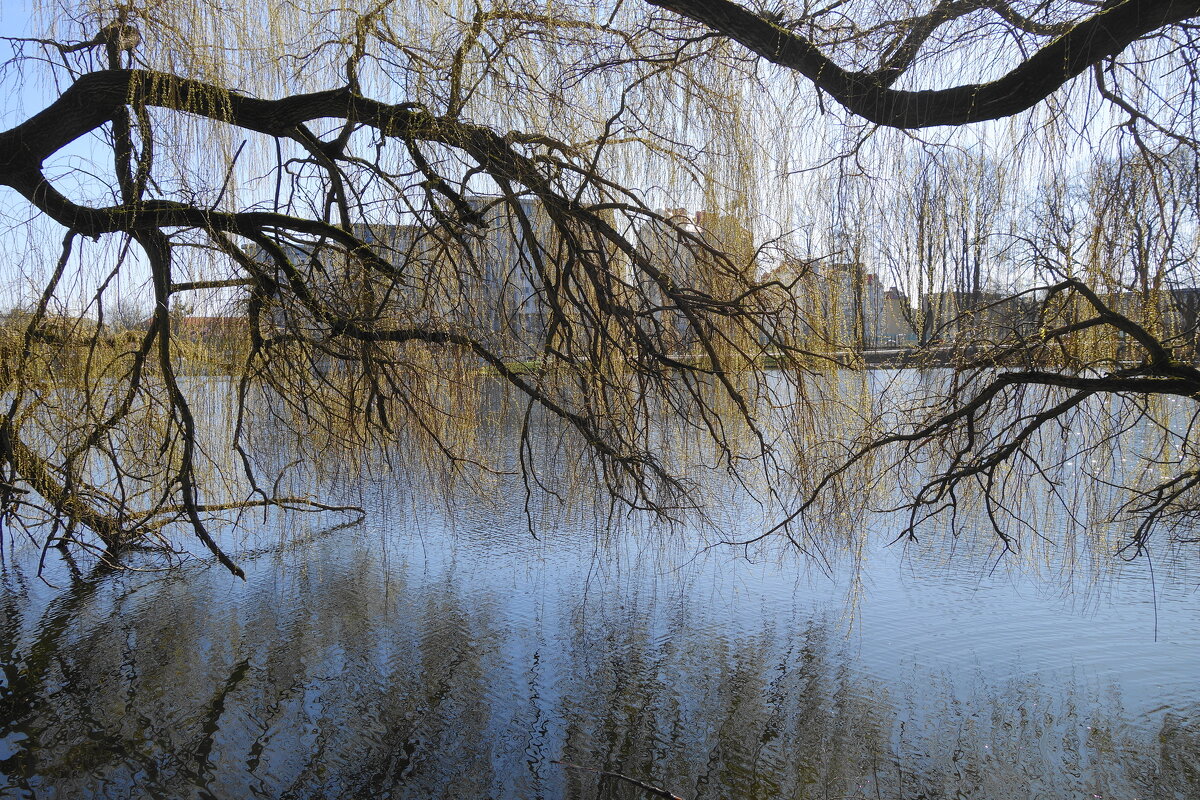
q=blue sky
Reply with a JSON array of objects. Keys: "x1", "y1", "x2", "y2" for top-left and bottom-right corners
[{"x1": 0, "y1": 2, "x2": 165, "y2": 315}]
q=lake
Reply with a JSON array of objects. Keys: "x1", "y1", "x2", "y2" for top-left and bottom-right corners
[{"x1": 1, "y1": 373, "x2": 1198, "y2": 799}]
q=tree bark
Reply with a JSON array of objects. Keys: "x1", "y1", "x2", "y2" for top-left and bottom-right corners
[{"x1": 640, "y1": 0, "x2": 1200, "y2": 127}]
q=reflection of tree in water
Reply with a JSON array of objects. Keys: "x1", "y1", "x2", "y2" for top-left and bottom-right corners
[
  {"x1": 558, "y1": 605, "x2": 893, "y2": 800},
  {"x1": 1153, "y1": 709, "x2": 1200, "y2": 799},
  {"x1": 2, "y1": 539, "x2": 1197, "y2": 799},
  {"x1": 1, "y1": 548, "x2": 509, "y2": 798}
]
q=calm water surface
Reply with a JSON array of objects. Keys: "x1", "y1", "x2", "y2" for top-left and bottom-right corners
[{"x1": 1, "y1": 383, "x2": 1199, "y2": 799}]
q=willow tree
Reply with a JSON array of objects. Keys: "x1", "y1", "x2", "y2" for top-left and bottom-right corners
[{"x1": 0, "y1": 0, "x2": 1198, "y2": 574}]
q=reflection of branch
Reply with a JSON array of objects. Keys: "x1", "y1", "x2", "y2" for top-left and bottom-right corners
[
  {"x1": 553, "y1": 760, "x2": 686, "y2": 800},
  {"x1": 192, "y1": 658, "x2": 251, "y2": 772}
]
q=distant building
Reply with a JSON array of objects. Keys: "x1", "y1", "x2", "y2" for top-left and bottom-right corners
[
  {"x1": 1099, "y1": 287, "x2": 1200, "y2": 360},
  {"x1": 460, "y1": 195, "x2": 552, "y2": 349},
  {"x1": 1167, "y1": 287, "x2": 1200, "y2": 357},
  {"x1": 759, "y1": 259, "x2": 872, "y2": 351},
  {"x1": 634, "y1": 208, "x2": 756, "y2": 351},
  {"x1": 876, "y1": 286, "x2": 918, "y2": 347},
  {"x1": 245, "y1": 197, "x2": 557, "y2": 357},
  {"x1": 919, "y1": 290, "x2": 1034, "y2": 344},
  {"x1": 250, "y1": 220, "x2": 473, "y2": 330},
  {"x1": 756, "y1": 260, "x2": 924, "y2": 351},
  {"x1": 818, "y1": 262, "x2": 868, "y2": 349}
]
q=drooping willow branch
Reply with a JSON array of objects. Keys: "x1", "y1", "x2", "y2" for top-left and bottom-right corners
[
  {"x1": 731, "y1": 279, "x2": 1200, "y2": 549},
  {"x1": 5, "y1": 2, "x2": 1195, "y2": 574},
  {"x1": 0, "y1": 66, "x2": 795, "y2": 571}
]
